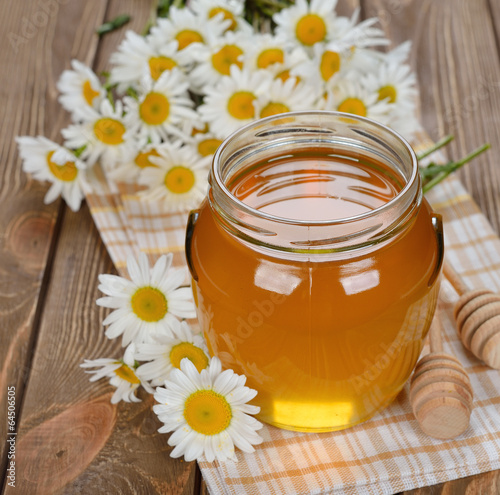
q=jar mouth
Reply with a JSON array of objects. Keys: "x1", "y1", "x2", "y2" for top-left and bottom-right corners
[
  {"x1": 209, "y1": 110, "x2": 422, "y2": 255},
  {"x1": 211, "y1": 110, "x2": 420, "y2": 227}
]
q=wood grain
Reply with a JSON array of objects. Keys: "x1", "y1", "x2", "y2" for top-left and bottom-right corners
[
  {"x1": 4, "y1": 1, "x2": 197, "y2": 493},
  {"x1": 403, "y1": 469, "x2": 500, "y2": 495},
  {"x1": 11, "y1": 395, "x2": 116, "y2": 494},
  {"x1": 0, "y1": 0, "x2": 107, "y2": 480},
  {"x1": 3, "y1": 0, "x2": 500, "y2": 493},
  {"x1": 363, "y1": 1, "x2": 500, "y2": 492},
  {"x1": 487, "y1": 0, "x2": 500, "y2": 54},
  {"x1": 364, "y1": 0, "x2": 500, "y2": 234}
]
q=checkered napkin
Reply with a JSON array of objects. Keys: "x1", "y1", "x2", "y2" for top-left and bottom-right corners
[{"x1": 84, "y1": 133, "x2": 500, "y2": 495}]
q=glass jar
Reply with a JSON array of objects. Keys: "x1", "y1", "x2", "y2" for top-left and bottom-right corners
[{"x1": 186, "y1": 111, "x2": 444, "y2": 432}]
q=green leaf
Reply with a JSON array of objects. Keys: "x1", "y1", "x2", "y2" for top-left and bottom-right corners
[
  {"x1": 422, "y1": 143, "x2": 490, "y2": 194},
  {"x1": 96, "y1": 14, "x2": 131, "y2": 36}
]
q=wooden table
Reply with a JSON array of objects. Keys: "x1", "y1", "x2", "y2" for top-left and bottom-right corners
[{"x1": 2, "y1": 0, "x2": 500, "y2": 493}]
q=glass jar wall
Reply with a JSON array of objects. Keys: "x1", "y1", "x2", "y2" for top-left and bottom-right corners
[{"x1": 186, "y1": 111, "x2": 443, "y2": 432}]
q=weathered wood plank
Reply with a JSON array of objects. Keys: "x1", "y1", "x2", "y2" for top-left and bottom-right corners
[
  {"x1": 7, "y1": 0, "x2": 498, "y2": 493},
  {"x1": 488, "y1": 0, "x2": 500, "y2": 53},
  {"x1": 0, "y1": 0, "x2": 107, "y2": 485},
  {"x1": 334, "y1": 0, "x2": 362, "y2": 17},
  {"x1": 364, "y1": 1, "x2": 500, "y2": 493},
  {"x1": 364, "y1": 0, "x2": 500, "y2": 234},
  {"x1": 5, "y1": 1, "x2": 197, "y2": 493},
  {"x1": 401, "y1": 469, "x2": 500, "y2": 495}
]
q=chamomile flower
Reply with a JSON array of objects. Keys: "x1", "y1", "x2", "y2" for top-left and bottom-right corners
[
  {"x1": 124, "y1": 70, "x2": 198, "y2": 146},
  {"x1": 257, "y1": 78, "x2": 320, "y2": 119},
  {"x1": 322, "y1": 77, "x2": 392, "y2": 123},
  {"x1": 109, "y1": 31, "x2": 189, "y2": 93},
  {"x1": 97, "y1": 252, "x2": 196, "y2": 346},
  {"x1": 189, "y1": 0, "x2": 250, "y2": 33},
  {"x1": 138, "y1": 141, "x2": 210, "y2": 211},
  {"x1": 382, "y1": 40, "x2": 412, "y2": 66},
  {"x1": 293, "y1": 42, "x2": 349, "y2": 90},
  {"x1": 243, "y1": 33, "x2": 282, "y2": 70},
  {"x1": 61, "y1": 99, "x2": 135, "y2": 170},
  {"x1": 198, "y1": 66, "x2": 273, "y2": 139},
  {"x1": 154, "y1": 357, "x2": 263, "y2": 462},
  {"x1": 16, "y1": 136, "x2": 87, "y2": 211},
  {"x1": 147, "y1": 6, "x2": 227, "y2": 56},
  {"x1": 57, "y1": 59, "x2": 105, "y2": 120},
  {"x1": 363, "y1": 62, "x2": 418, "y2": 113},
  {"x1": 107, "y1": 142, "x2": 160, "y2": 183},
  {"x1": 192, "y1": 131, "x2": 223, "y2": 158},
  {"x1": 188, "y1": 30, "x2": 251, "y2": 92},
  {"x1": 135, "y1": 320, "x2": 209, "y2": 386},
  {"x1": 331, "y1": 9, "x2": 388, "y2": 50},
  {"x1": 242, "y1": 36, "x2": 309, "y2": 86},
  {"x1": 341, "y1": 41, "x2": 410, "y2": 82},
  {"x1": 269, "y1": 45, "x2": 310, "y2": 85},
  {"x1": 81, "y1": 344, "x2": 154, "y2": 404},
  {"x1": 273, "y1": 0, "x2": 339, "y2": 50}
]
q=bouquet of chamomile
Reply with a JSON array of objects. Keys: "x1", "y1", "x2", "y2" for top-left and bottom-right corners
[
  {"x1": 16, "y1": 0, "x2": 424, "y2": 214},
  {"x1": 15, "y1": 0, "x2": 488, "y2": 463}
]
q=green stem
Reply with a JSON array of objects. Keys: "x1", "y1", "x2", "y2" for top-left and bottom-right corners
[
  {"x1": 73, "y1": 145, "x2": 87, "y2": 158},
  {"x1": 142, "y1": 2, "x2": 160, "y2": 35},
  {"x1": 96, "y1": 14, "x2": 131, "y2": 36},
  {"x1": 126, "y1": 87, "x2": 139, "y2": 100},
  {"x1": 417, "y1": 135, "x2": 454, "y2": 161},
  {"x1": 422, "y1": 143, "x2": 490, "y2": 194},
  {"x1": 255, "y1": 0, "x2": 291, "y2": 10}
]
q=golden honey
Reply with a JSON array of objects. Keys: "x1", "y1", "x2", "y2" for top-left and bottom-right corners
[{"x1": 186, "y1": 112, "x2": 443, "y2": 432}]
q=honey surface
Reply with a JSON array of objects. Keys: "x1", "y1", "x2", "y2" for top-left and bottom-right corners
[
  {"x1": 230, "y1": 150, "x2": 401, "y2": 220},
  {"x1": 191, "y1": 149, "x2": 440, "y2": 431}
]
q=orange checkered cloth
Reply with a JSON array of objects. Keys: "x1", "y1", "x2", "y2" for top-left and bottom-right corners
[{"x1": 84, "y1": 134, "x2": 500, "y2": 495}]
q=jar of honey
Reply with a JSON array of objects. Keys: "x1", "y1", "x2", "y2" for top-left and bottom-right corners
[{"x1": 186, "y1": 111, "x2": 444, "y2": 432}]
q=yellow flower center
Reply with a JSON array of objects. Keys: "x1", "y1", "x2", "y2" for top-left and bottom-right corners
[
  {"x1": 94, "y1": 118, "x2": 126, "y2": 145},
  {"x1": 260, "y1": 102, "x2": 290, "y2": 119},
  {"x1": 276, "y1": 70, "x2": 301, "y2": 85},
  {"x1": 295, "y1": 14, "x2": 327, "y2": 46},
  {"x1": 211, "y1": 44, "x2": 243, "y2": 75},
  {"x1": 164, "y1": 166, "x2": 196, "y2": 194},
  {"x1": 227, "y1": 91, "x2": 256, "y2": 120},
  {"x1": 257, "y1": 48, "x2": 284, "y2": 69},
  {"x1": 148, "y1": 56, "x2": 177, "y2": 81},
  {"x1": 197, "y1": 138, "x2": 222, "y2": 157},
  {"x1": 140, "y1": 92, "x2": 170, "y2": 126},
  {"x1": 378, "y1": 85, "x2": 397, "y2": 103},
  {"x1": 191, "y1": 123, "x2": 209, "y2": 136},
  {"x1": 114, "y1": 363, "x2": 140, "y2": 384},
  {"x1": 320, "y1": 50, "x2": 341, "y2": 82},
  {"x1": 338, "y1": 97, "x2": 367, "y2": 117},
  {"x1": 134, "y1": 149, "x2": 160, "y2": 169},
  {"x1": 209, "y1": 7, "x2": 237, "y2": 30},
  {"x1": 184, "y1": 390, "x2": 232, "y2": 435},
  {"x1": 175, "y1": 30, "x2": 204, "y2": 50},
  {"x1": 169, "y1": 342, "x2": 209, "y2": 372},
  {"x1": 131, "y1": 286, "x2": 168, "y2": 322},
  {"x1": 46, "y1": 150, "x2": 78, "y2": 182},
  {"x1": 82, "y1": 80, "x2": 100, "y2": 106}
]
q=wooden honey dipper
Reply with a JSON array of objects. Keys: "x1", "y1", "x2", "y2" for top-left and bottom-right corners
[
  {"x1": 409, "y1": 313, "x2": 473, "y2": 439},
  {"x1": 443, "y1": 261, "x2": 500, "y2": 369}
]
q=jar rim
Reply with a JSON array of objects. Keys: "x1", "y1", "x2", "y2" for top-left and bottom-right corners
[{"x1": 211, "y1": 110, "x2": 420, "y2": 227}]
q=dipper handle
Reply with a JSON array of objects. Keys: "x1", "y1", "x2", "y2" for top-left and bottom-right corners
[
  {"x1": 443, "y1": 260, "x2": 469, "y2": 296},
  {"x1": 429, "y1": 312, "x2": 444, "y2": 353}
]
